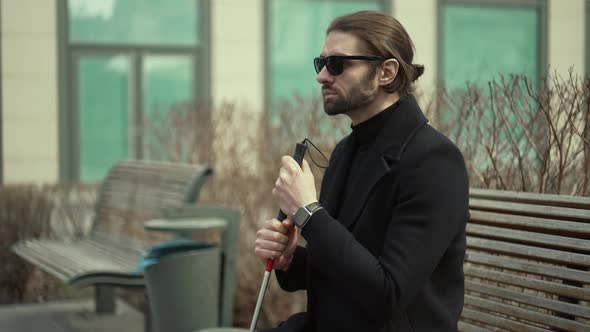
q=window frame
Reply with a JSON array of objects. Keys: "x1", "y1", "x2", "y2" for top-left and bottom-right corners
[
  {"x1": 436, "y1": 0, "x2": 548, "y2": 88},
  {"x1": 57, "y1": 0, "x2": 211, "y2": 181},
  {"x1": 263, "y1": 0, "x2": 392, "y2": 115}
]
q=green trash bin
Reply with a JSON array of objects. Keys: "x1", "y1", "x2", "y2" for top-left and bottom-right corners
[{"x1": 145, "y1": 247, "x2": 221, "y2": 332}]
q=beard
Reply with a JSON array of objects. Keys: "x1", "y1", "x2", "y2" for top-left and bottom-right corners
[{"x1": 323, "y1": 68, "x2": 379, "y2": 116}]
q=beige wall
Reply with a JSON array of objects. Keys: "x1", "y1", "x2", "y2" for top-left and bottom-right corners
[
  {"x1": 393, "y1": 0, "x2": 438, "y2": 102},
  {"x1": 210, "y1": 0, "x2": 264, "y2": 113},
  {"x1": 2, "y1": 0, "x2": 58, "y2": 183},
  {"x1": 548, "y1": 0, "x2": 586, "y2": 76}
]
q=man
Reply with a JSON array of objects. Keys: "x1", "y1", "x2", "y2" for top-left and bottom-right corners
[{"x1": 255, "y1": 10, "x2": 468, "y2": 332}]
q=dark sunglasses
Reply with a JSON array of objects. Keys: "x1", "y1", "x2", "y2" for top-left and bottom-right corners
[{"x1": 313, "y1": 55, "x2": 384, "y2": 76}]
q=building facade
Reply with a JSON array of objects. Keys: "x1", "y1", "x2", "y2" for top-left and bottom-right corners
[{"x1": 1, "y1": 0, "x2": 587, "y2": 183}]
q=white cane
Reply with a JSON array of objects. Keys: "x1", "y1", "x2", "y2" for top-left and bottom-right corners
[{"x1": 249, "y1": 142, "x2": 307, "y2": 332}]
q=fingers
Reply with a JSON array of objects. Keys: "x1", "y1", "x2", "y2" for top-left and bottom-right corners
[
  {"x1": 283, "y1": 218, "x2": 294, "y2": 228},
  {"x1": 254, "y1": 219, "x2": 296, "y2": 261},
  {"x1": 273, "y1": 254, "x2": 293, "y2": 271},
  {"x1": 274, "y1": 157, "x2": 306, "y2": 216},
  {"x1": 281, "y1": 156, "x2": 301, "y2": 172},
  {"x1": 301, "y1": 159, "x2": 311, "y2": 174},
  {"x1": 254, "y1": 247, "x2": 283, "y2": 260},
  {"x1": 268, "y1": 218, "x2": 292, "y2": 234},
  {"x1": 256, "y1": 227, "x2": 288, "y2": 244},
  {"x1": 254, "y1": 239, "x2": 285, "y2": 255}
]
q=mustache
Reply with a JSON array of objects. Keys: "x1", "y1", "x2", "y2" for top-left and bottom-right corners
[{"x1": 322, "y1": 86, "x2": 338, "y2": 94}]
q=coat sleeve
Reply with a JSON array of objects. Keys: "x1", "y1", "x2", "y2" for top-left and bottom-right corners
[
  {"x1": 300, "y1": 141, "x2": 469, "y2": 323},
  {"x1": 275, "y1": 245, "x2": 307, "y2": 292},
  {"x1": 273, "y1": 138, "x2": 347, "y2": 293}
]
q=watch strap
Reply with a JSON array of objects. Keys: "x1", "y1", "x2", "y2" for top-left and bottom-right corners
[
  {"x1": 305, "y1": 202, "x2": 322, "y2": 214},
  {"x1": 295, "y1": 202, "x2": 323, "y2": 229}
]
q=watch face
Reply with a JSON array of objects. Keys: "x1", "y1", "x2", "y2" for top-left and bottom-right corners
[{"x1": 294, "y1": 207, "x2": 311, "y2": 227}]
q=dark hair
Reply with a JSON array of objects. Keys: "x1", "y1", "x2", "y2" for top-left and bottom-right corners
[{"x1": 327, "y1": 11, "x2": 424, "y2": 96}]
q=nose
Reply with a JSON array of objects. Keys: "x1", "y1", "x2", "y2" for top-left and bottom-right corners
[{"x1": 316, "y1": 66, "x2": 334, "y2": 85}]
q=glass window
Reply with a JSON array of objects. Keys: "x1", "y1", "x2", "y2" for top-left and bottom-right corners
[
  {"x1": 441, "y1": 3, "x2": 541, "y2": 90},
  {"x1": 143, "y1": 55, "x2": 194, "y2": 118},
  {"x1": 142, "y1": 55, "x2": 194, "y2": 160},
  {"x1": 267, "y1": 0, "x2": 386, "y2": 105},
  {"x1": 65, "y1": 0, "x2": 206, "y2": 181},
  {"x1": 78, "y1": 55, "x2": 130, "y2": 181},
  {"x1": 69, "y1": 0, "x2": 199, "y2": 46}
]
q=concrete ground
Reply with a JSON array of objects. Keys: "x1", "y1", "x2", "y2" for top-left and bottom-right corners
[{"x1": 0, "y1": 299, "x2": 144, "y2": 332}]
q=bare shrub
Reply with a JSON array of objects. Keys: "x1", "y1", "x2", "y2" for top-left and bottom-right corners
[
  {"x1": 428, "y1": 70, "x2": 590, "y2": 196},
  {"x1": 0, "y1": 184, "x2": 98, "y2": 304},
  {"x1": 0, "y1": 185, "x2": 50, "y2": 304}
]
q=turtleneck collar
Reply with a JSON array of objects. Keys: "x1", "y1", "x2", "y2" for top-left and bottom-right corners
[{"x1": 351, "y1": 97, "x2": 405, "y2": 146}]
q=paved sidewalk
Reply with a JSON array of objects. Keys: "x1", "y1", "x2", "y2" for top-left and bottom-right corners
[{"x1": 0, "y1": 299, "x2": 144, "y2": 332}]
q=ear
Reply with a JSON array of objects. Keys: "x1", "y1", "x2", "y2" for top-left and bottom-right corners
[{"x1": 379, "y1": 58, "x2": 399, "y2": 87}]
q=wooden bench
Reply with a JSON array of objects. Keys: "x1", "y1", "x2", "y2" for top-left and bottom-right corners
[
  {"x1": 11, "y1": 160, "x2": 213, "y2": 315},
  {"x1": 461, "y1": 188, "x2": 590, "y2": 332}
]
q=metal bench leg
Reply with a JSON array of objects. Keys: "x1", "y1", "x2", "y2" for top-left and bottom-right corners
[
  {"x1": 95, "y1": 285, "x2": 116, "y2": 314},
  {"x1": 144, "y1": 293, "x2": 152, "y2": 332}
]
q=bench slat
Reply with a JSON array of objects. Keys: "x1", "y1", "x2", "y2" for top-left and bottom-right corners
[
  {"x1": 82, "y1": 240, "x2": 143, "y2": 265},
  {"x1": 470, "y1": 198, "x2": 590, "y2": 222},
  {"x1": 470, "y1": 188, "x2": 590, "y2": 210},
  {"x1": 466, "y1": 251, "x2": 590, "y2": 284},
  {"x1": 14, "y1": 238, "x2": 141, "y2": 283},
  {"x1": 77, "y1": 241, "x2": 140, "y2": 268},
  {"x1": 462, "y1": 189, "x2": 590, "y2": 330},
  {"x1": 465, "y1": 294, "x2": 589, "y2": 332},
  {"x1": 464, "y1": 265, "x2": 590, "y2": 302},
  {"x1": 467, "y1": 224, "x2": 590, "y2": 253},
  {"x1": 466, "y1": 280, "x2": 590, "y2": 319},
  {"x1": 12, "y1": 242, "x2": 75, "y2": 281},
  {"x1": 43, "y1": 243, "x2": 116, "y2": 272},
  {"x1": 92, "y1": 161, "x2": 212, "y2": 232},
  {"x1": 27, "y1": 240, "x2": 134, "y2": 272},
  {"x1": 19, "y1": 241, "x2": 92, "y2": 276},
  {"x1": 461, "y1": 307, "x2": 550, "y2": 332},
  {"x1": 90, "y1": 230, "x2": 146, "y2": 252},
  {"x1": 458, "y1": 321, "x2": 493, "y2": 332},
  {"x1": 467, "y1": 237, "x2": 590, "y2": 268},
  {"x1": 469, "y1": 210, "x2": 590, "y2": 236}
]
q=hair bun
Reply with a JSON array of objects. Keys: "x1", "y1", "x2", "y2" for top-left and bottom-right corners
[{"x1": 412, "y1": 64, "x2": 425, "y2": 81}]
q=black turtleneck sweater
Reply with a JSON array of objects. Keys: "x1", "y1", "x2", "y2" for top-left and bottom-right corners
[{"x1": 339, "y1": 98, "x2": 404, "y2": 219}]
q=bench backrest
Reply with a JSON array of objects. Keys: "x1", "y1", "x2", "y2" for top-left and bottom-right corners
[
  {"x1": 462, "y1": 188, "x2": 590, "y2": 332},
  {"x1": 91, "y1": 160, "x2": 212, "y2": 238}
]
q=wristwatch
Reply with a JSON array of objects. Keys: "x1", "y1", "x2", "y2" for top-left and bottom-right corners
[{"x1": 293, "y1": 202, "x2": 323, "y2": 229}]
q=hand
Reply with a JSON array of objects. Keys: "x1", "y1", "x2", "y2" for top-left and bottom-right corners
[
  {"x1": 254, "y1": 218, "x2": 299, "y2": 271},
  {"x1": 272, "y1": 157, "x2": 317, "y2": 216}
]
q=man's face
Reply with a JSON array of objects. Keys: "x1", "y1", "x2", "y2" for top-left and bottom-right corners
[{"x1": 316, "y1": 31, "x2": 380, "y2": 116}]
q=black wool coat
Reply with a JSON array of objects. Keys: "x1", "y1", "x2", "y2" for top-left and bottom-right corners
[{"x1": 274, "y1": 95, "x2": 469, "y2": 332}]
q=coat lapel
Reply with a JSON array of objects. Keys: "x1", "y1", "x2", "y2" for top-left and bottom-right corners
[
  {"x1": 330, "y1": 96, "x2": 429, "y2": 229},
  {"x1": 319, "y1": 135, "x2": 356, "y2": 218},
  {"x1": 337, "y1": 144, "x2": 390, "y2": 228}
]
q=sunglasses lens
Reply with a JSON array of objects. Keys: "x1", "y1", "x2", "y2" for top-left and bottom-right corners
[
  {"x1": 313, "y1": 56, "x2": 344, "y2": 75},
  {"x1": 314, "y1": 57, "x2": 325, "y2": 74},
  {"x1": 326, "y1": 57, "x2": 343, "y2": 76}
]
